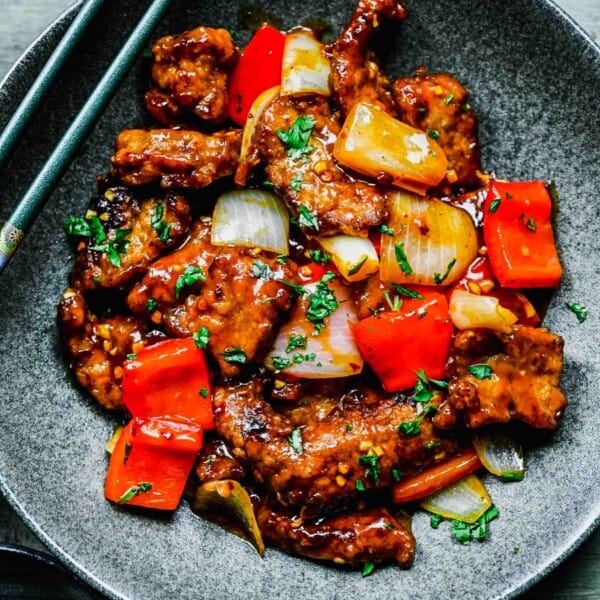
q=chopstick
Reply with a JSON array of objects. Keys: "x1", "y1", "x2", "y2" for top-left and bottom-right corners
[
  {"x1": 0, "y1": 0, "x2": 172, "y2": 273},
  {"x1": 0, "y1": 0, "x2": 106, "y2": 170}
]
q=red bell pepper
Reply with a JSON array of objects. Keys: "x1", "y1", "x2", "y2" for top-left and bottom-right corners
[
  {"x1": 105, "y1": 417, "x2": 203, "y2": 510},
  {"x1": 123, "y1": 337, "x2": 213, "y2": 430},
  {"x1": 228, "y1": 24, "x2": 285, "y2": 126},
  {"x1": 351, "y1": 288, "x2": 453, "y2": 392},
  {"x1": 483, "y1": 180, "x2": 562, "y2": 288}
]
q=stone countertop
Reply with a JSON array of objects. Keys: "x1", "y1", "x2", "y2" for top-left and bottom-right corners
[{"x1": 0, "y1": 1, "x2": 598, "y2": 598}]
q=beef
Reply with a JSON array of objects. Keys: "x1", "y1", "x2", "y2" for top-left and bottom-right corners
[
  {"x1": 213, "y1": 378, "x2": 460, "y2": 517},
  {"x1": 325, "y1": 0, "x2": 407, "y2": 117},
  {"x1": 145, "y1": 27, "x2": 239, "y2": 125},
  {"x1": 111, "y1": 128, "x2": 241, "y2": 189},
  {"x1": 393, "y1": 69, "x2": 482, "y2": 192},
  {"x1": 57, "y1": 289, "x2": 147, "y2": 410},
  {"x1": 164, "y1": 247, "x2": 297, "y2": 377},
  {"x1": 196, "y1": 438, "x2": 246, "y2": 484},
  {"x1": 237, "y1": 95, "x2": 388, "y2": 237},
  {"x1": 434, "y1": 325, "x2": 566, "y2": 430},
  {"x1": 69, "y1": 181, "x2": 191, "y2": 291},
  {"x1": 255, "y1": 501, "x2": 415, "y2": 568}
]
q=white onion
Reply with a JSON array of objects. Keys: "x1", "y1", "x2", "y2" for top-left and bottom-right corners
[
  {"x1": 333, "y1": 102, "x2": 448, "y2": 195},
  {"x1": 419, "y1": 474, "x2": 492, "y2": 524},
  {"x1": 280, "y1": 29, "x2": 331, "y2": 97},
  {"x1": 380, "y1": 191, "x2": 478, "y2": 286},
  {"x1": 449, "y1": 289, "x2": 518, "y2": 333},
  {"x1": 266, "y1": 278, "x2": 363, "y2": 378},
  {"x1": 472, "y1": 429, "x2": 526, "y2": 481},
  {"x1": 211, "y1": 189, "x2": 289, "y2": 255},
  {"x1": 317, "y1": 235, "x2": 379, "y2": 282},
  {"x1": 240, "y1": 86, "x2": 280, "y2": 164}
]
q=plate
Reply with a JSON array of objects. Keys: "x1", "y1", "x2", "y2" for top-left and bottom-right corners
[{"x1": 0, "y1": 1, "x2": 599, "y2": 599}]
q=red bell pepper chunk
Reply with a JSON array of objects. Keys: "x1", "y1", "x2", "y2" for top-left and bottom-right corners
[
  {"x1": 351, "y1": 288, "x2": 453, "y2": 392},
  {"x1": 123, "y1": 338, "x2": 213, "y2": 430},
  {"x1": 105, "y1": 417, "x2": 203, "y2": 510},
  {"x1": 483, "y1": 181, "x2": 562, "y2": 288},
  {"x1": 227, "y1": 24, "x2": 285, "y2": 126}
]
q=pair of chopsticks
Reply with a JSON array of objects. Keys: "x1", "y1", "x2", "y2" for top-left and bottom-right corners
[{"x1": 0, "y1": 0, "x2": 172, "y2": 273}]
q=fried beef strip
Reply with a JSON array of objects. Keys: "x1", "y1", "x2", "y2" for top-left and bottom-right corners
[
  {"x1": 393, "y1": 69, "x2": 482, "y2": 192},
  {"x1": 255, "y1": 501, "x2": 415, "y2": 568},
  {"x1": 57, "y1": 289, "x2": 148, "y2": 410},
  {"x1": 111, "y1": 128, "x2": 241, "y2": 189},
  {"x1": 325, "y1": 0, "x2": 407, "y2": 117},
  {"x1": 70, "y1": 182, "x2": 191, "y2": 291},
  {"x1": 196, "y1": 438, "x2": 246, "y2": 484},
  {"x1": 434, "y1": 325, "x2": 566, "y2": 430},
  {"x1": 214, "y1": 379, "x2": 460, "y2": 518},
  {"x1": 145, "y1": 27, "x2": 239, "y2": 125},
  {"x1": 237, "y1": 95, "x2": 388, "y2": 237},
  {"x1": 164, "y1": 247, "x2": 297, "y2": 377},
  {"x1": 127, "y1": 219, "x2": 218, "y2": 318}
]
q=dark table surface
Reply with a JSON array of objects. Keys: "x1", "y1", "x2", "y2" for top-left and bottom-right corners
[{"x1": 0, "y1": 1, "x2": 598, "y2": 598}]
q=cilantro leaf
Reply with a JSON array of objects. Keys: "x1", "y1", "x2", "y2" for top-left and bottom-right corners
[
  {"x1": 392, "y1": 284, "x2": 424, "y2": 300},
  {"x1": 308, "y1": 249, "x2": 330, "y2": 264},
  {"x1": 297, "y1": 204, "x2": 319, "y2": 231},
  {"x1": 306, "y1": 273, "x2": 339, "y2": 328},
  {"x1": 193, "y1": 326, "x2": 210, "y2": 349},
  {"x1": 433, "y1": 257, "x2": 457, "y2": 285},
  {"x1": 222, "y1": 348, "x2": 247, "y2": 364},
  {"x1": 116, "y1": 482, "x2": 152, "y2": 504},
  {"x1": 287, "y1": 428, "x2": 303, "y2": 453},
  {"x1": 286, "y1": 334, "x2": 307, "y2": 353},
  {"x1": 175, "y1": 265, "x2": 206, "y2": 299},
  {"x1": 272, "y1": 356, "x2": 293, "y2": 372},
  {"x1": 252, "y1": 259, "x2": 274, "y2": 280},
  {"x1": 566, "y1": 302, "x2": 587, "y2": 323},
  {"x1": 467, "y1": 364, "x2": 493, "y2": 379},
  {"x1": 394, "y1": 243, "x2": 413, "y2": 275},
  {"x1": 276, "y1": 115, "x2": 316, "y2": 161},
  {"x1": 362, "y1": 562, "x2": 375, "y2": 577},
  {"x1": 379, "y1": 224, "x2": 395, "y2": 236}
]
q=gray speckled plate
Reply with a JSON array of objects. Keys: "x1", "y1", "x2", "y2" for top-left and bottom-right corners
[{"x1": 0, "y1": 1, "x2": 598, "y2": 599}]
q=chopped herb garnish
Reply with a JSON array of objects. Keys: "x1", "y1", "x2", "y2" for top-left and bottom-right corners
[
  {"x1": 444, "y1": 92, "x2": 455, "y2": 105},
  {"x1": 413, "y1": 369, "x2": 448, "y2": 403},
  {"x1": 424, "y1": 440, "x2": 441, "y2": 450},
  {"x1": 116, "y1": 482, "x2": 152, "y2": 504},
  {"x1": 525, "y1": 216, "x2": 537, "y2": 232},
  {"x1": 489, "y1": 198, "x2": 502, "y2": 214},
  {"x1": 398, "y1": 419, "x2": 422, "y2": 436},
  {"x1": 281, "y1": 279, "x2": 306, "y2": 297},
  {"x1": 286, "y1": 334, "x2": 307, "y2": 353},
  {"x1": 427, "y1": 128, "x2": 441, "y2": 140},
  {"x1": 272, "y1": 356, "x2": 293, "y2": 371},
  {"x1": 291, "y1": 173, "x2": 304, "y2": 191},
  {"x1": 391, "y1": 468, "x2": 402, "y2": 483},
  {"x1": 394, "y1": 243, "x2": 413, "y2": 275},
  {"x1": 418, "y1": 107, "x2": 427, "y2": 114},
  {"x1": 193, "y1": 326, "x2": 210, "y2": 349},
  {"x1": 252, "y1": 259, "x2": 274, "y2": 280},
  {"x1": 308, "y1": 249, "x2": 330, "y2": 264},
  {"x1": 222, "y1": 347, "x2": 247, "y2": 364},
  {"x1": 348, "y1": 255, "x2": 368, "y2": 276},
  {"x1": 306, "y1": 273, "x2": 339, "y2": 329},
  {"x1": 297, "y1": 204, "x2": 320, "y2": 231},
  {"x1": 384, "y1": 522, "x2": 395, "y2": 530},
  {"x1": 463, "y1": 103, "x2": 471, "y2": 112},
  {"x1": 566, "y1": 302, "x2": 588, "y2": 323},
  {"x1": 146, "y1": 298, "x2": 159, "y2": 312},
  {"x1": 362, "y1": 562, "x2": 375, "y2": 577},
  {"x1": 468, "y1": 364, "x2": 493, "y2": 379},
  {"x1": 126, "y1": 353, "x2": 137, "y2": 361},
  {"x1": 433, "y1": 257, "x2": 457, "y2": 285},
  {"x1": 151, "y1": 203, "x2": 170, "y2": 243},
  {"x1": 392, "y1": 284, "x2": 423, "y2": 300},
  {"x1": 346, "y1": 423, "x2": 353, "y2": 432},
  {"x1": 501, "y1": 472, "x2": 524, "y2": 482},
  {"x1": 450, "y1": 505, "x2": 499, "y2": 544},
  {"x1": 276, "y1": 254, "x2": 288, "y2": 264},
  {"x1": 262, "y1": 180, "x2": 277, "y2": 190},
  {"x1": 379, "y1": 224, "x2": 395, "y2": 236},
  {"x1": 175, "y1": 265, "x2": 206, "y2": 299},
  {"x1": 383, "y1": 291, "x2": 402, "y2": 312},
  {"x1": 287, "y1": 428, "x2": 303, "y2": 453},
  {"x1": 64, "y1": 214, "x2": 106, "y2": 244},
  {"x1": 430, "y1": 514, "x2": 443, "y2": 529},
  {"x1": 199, "y1": 388, "x2": 209, "y2": 398},
  {"x1": 358, "y1": 453, "x2": 381, "y2": 484},
  {"x1": 276, "y1": 115, "x2": 316, "y2": 161},
  {"x1": 141, "y1": 47, "x2": 154, "y2": 59},
  {"x1": 355, "y1": 480, "x2": 366, "y2": 492},
  {"x1": 89, "y1": 227, "x2": 131, "y2": 268}
]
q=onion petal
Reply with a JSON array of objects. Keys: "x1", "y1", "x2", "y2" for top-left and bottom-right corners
[
  {"x1": 211, "y1": 189, "x2": 289, "y2": 255},
  {"x1": 380, "y1": 190, "x2": 478, "y2": 286},
  {"x1": 193, "y1": 480, "x2": 265, "y2": 557},
  {"x1": 240, "y1": 85, "x2": 280, "y2": 164},
  {"x1": 318, "y1": 235, "x2": 379, "y2": 282},
  {"x1": 449, "y1": 289, "x2": 518, "y2": 333},
  {"x1": 333, "y1": 102, "x2": 448, "y2": 194},
  {"x1": 419, "y1": 474, "x2": 492, "y2": 524},
  {"x1": 281, "y1": 29, "x2": 331, "y2": 97},
  {"x1": 266, "y1": 278, "x2": 363, "y2": 378},
  {"x1": 472, "y1": 429, "x2": 526, "y2": 481}
]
